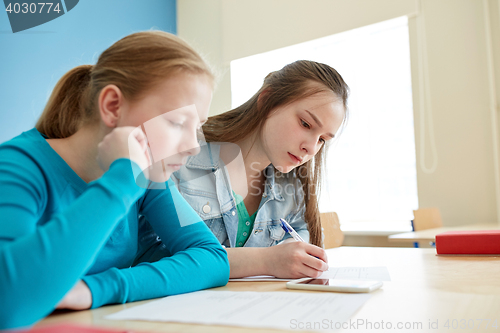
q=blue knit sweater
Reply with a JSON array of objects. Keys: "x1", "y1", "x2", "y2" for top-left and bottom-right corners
[{"x1": 0, "y1": 128, "x2": 230, "y2": 329}]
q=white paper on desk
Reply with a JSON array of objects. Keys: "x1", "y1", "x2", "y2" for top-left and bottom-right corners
[
  {"x1": 230, "y1": 266, "x2": 391, "y2": 282},
  {"x1": 106, "y1": 290, "x2": 371, "y2": 331},
  {"x1": 318, "y1": 266, "x2": 391, "y2": 281}
]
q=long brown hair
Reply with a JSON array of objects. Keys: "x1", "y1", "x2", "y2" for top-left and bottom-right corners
[
  {"x1": 36, "y1": 31, "x2": 213, "y2": 139},
  {"x1": 203, "y1": 60, "x2": 349, "y2": 247}
]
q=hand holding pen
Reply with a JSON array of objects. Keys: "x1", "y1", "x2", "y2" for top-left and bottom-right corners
[{"x1": 280, "y1": 218, "x2": 329, "y2": 270}]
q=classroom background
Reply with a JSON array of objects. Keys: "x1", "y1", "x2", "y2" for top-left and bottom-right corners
[{"x1": 1, "y1": 0, "x2": 499, "y2": 246}]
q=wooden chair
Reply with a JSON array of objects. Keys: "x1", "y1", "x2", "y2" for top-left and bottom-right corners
[
  {"x1": 320, "y1": 212, "x2": 344, "y2": 249},
  {"x1": 411, "y1": 207, "x2": 443, "y2": 247},
  {"x1": 412, "y1": 207, "x2": 443, "y2": 231}
]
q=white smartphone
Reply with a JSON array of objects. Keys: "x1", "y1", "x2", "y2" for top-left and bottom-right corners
[{"x1": 286, "y1": 278, "x2": 383, "y2": 293}]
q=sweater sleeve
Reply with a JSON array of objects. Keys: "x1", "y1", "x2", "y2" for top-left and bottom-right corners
[
  {"x1": 82, "y1": 179, "x2": 230, "y2": 308},
  {"x1": 0, "y1": 147, "x2": 145, "y2": 330}
]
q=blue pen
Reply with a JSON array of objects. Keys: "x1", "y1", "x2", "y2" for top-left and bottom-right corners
[{"x1": 280, "y1": 218, "x2": 305, "y2": 242}]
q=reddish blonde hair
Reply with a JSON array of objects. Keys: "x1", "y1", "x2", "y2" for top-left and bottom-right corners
[{"x1": 36, "y1": 31, "x2": 213, "y2": 138}]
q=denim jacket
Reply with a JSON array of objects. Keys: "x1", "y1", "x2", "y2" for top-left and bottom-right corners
[{"x1": 171, "y1": 142, "x2": 309, "y2": 247}]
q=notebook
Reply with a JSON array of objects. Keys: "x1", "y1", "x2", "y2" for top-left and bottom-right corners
[{"x1": 436, "y1": 230, "x2": 500, "y2": 254}]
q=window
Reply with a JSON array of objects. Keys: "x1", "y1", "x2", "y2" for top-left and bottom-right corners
[{"x1": 230, "y1": 17, "x2": 418, "y2": 229}]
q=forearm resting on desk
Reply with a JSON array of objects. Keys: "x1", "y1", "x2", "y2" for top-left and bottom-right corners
[
  {"x1": 225, "y1": 242, "x2": 328, "y2": 279},
  {"x1": 226, "y1": 247, "x2": 269, "y2": 278}
]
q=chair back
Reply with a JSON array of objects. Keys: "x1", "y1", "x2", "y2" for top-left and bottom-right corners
[
  {"x1": 320, "y1": 212, "x2": 344, "y2": 249},
  {"x1": 412, "y1": 207, "x2": 443, "y2": 231}
]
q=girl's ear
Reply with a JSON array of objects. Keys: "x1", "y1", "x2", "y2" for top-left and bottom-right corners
[{"x1": 98, "y1": 84, "x2": 125, "y2": 128}]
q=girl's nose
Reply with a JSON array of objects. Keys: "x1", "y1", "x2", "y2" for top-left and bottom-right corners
[{"x1": 179, "y1": 134, "x2": 201, "y2": 156}]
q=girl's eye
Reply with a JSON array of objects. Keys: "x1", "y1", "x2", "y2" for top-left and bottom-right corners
[
  {"x1": 169, "y1": 120, "x2": 183, "y2": 128},
  {"x1": 301, "y1": 118, "x2": 324, "y2": 144}
]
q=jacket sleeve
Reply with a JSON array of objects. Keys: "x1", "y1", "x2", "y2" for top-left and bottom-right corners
[
  {"x1": 282, "y1": 199, "x2": 310, "y2": 243},
  {"x1": 0, "y1": 147, "x2": 145, "y2": 330},
  {"x1": 82, "y1": 179, "x2": 230, "y2": 308}
]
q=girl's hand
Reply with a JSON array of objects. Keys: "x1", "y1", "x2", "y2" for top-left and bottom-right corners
[
  {"x1": 97, "y1": 126, "x2": 151, "y2": 172},
  {"x1": 265, "y1": 241, "x2": 329, "y2": 279},
  {"x1": 56, "y1": 280, "x2": 92, "y2": 310}
]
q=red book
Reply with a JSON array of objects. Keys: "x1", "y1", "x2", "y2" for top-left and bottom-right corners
[
  {"x1": 5, "y1": 323, "x2": 149, "y2": 333},
  {"x1": 436, "y1": 230, "x2": 500, "y2": 254}
]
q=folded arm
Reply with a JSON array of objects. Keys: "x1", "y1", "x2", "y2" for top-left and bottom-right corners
[
  {"x1": 0, "y1": 149, "x2": 144, "y2": 329},
  {"x1": 82, "y1": 180, "x2": 230, "y2": 308}
]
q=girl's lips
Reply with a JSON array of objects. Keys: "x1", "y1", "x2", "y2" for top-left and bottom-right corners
[{"x1": 288, "y1": 152, "x2": 302, "y2": 165}]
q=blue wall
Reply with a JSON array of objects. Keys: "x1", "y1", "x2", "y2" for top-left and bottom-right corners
[{"x1": 0, "y1": 0, "x2": 176, "y2": 143}]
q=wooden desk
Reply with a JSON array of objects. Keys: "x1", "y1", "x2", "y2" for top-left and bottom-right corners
[
  {"x1": 388, "y1": 223, "x2": 500, "y2": 243},
  {"x1": 36, "y1": 247, "x2": 500, "y2": 333}
]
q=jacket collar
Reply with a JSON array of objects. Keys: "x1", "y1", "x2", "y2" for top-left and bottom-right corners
[
  {"x1": 186, "y1": 142, "x2": 285, "y2": 202},
  {"x1": 185, "y1": 142, "x2": 221, "y2": 170},
  {"x1": 263, "y1": 165, "x2": 285, "y2": 202}
]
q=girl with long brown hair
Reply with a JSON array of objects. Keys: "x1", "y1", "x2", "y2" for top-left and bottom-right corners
[
  {"x1": 173, "y1": 60, "x2": 349, "y2": 278},
  {"x1": 0, "y1": 31, "x2": 229, "y2": 329}
]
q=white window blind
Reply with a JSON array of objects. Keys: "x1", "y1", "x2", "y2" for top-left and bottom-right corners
[{"x1": 230, "y1": 16, "x2": 418, "y2": 228}]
